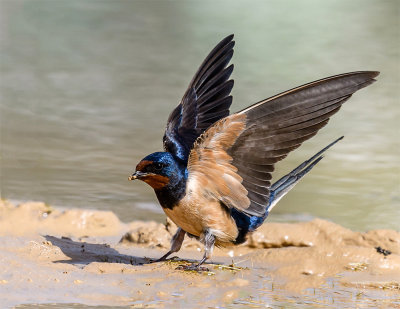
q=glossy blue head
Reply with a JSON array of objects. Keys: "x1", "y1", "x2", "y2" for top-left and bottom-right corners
[{"x1": 129, "y1": 152, "x2": 185, "y2": 190}]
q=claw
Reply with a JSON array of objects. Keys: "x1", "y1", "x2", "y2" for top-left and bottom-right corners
[{"x1": 153, "y1": 250, "x2": 173, "y2": 263}]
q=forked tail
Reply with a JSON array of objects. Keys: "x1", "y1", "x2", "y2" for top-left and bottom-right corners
[
  {"x1": 267, "y1": 136, "x2": 344, "y2": 212},
  {"x1": 241, "y1": 136, "x2": 344, "y2": 234}
]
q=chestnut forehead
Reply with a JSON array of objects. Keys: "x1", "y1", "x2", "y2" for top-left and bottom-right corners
[{"x1": 136, "y1": 160, "x2": 153, "y2": 171}]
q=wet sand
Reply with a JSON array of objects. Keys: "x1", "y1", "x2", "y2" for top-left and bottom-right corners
[{"x1": 1, "y1": 200, "x2": 399, "y2": 308}]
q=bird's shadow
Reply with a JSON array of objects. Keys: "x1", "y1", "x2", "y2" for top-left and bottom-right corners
[
  {"x1": 44, "y1": 235, "x2": 152, "y2": 266},
  {"x1": 44, "y1": 235, "x2": 222, "y2": 271}
]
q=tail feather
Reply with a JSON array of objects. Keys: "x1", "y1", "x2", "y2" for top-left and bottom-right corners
[{"x1": 268, "y1": 136, "x2": 344, "y2": 211}]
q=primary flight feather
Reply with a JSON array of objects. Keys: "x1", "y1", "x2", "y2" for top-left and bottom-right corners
[{"x1": 129, "y1": 34, "x2": 379, "y2": 270}]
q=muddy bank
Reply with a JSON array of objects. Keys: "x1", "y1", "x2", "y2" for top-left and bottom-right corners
[{"x1": 1, "y1": 200, "x2": 399, "y2": 308}]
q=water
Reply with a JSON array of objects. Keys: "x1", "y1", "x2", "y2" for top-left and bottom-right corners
[{"x1": 1, "y1": 0, "x2": 399, "y2": 231}]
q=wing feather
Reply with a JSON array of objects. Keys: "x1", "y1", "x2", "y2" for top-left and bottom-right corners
[
  {"x1": 163, "y1": 35, "x2": 235, "y2": 163},
  {"x1": 186, "y1": 71, "x2": 378, "y2": 217},
  {"x1": 229, "y1": 71, "x2": 378, "y2": 216},
  {"x1": 187, "y1": 114, "x2": 250, "y2": 211}
]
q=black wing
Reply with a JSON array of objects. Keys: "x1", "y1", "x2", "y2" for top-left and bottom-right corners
[
  {"x1": 228, "y1": 71, "x2": 379, "y2": 216},
  {"x1": 163, "y1": 34, "x2": 235, "y2": 163}
]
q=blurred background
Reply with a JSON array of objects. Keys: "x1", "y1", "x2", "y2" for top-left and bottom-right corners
[{"x1": 1, "y1": 0, "x2": 399, "y2": 231}]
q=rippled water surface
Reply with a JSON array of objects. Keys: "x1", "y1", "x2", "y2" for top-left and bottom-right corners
[{"x1": 1, "y1": 0, "x2": 399, "y2": 230}]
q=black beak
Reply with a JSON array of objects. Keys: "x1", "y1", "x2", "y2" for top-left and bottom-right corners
[{"x1": 128, "y1": 171, "x2": 147, "y2": 180}]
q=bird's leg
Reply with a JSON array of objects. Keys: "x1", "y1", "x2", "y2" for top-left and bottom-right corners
[
  {"x1": 177, "y1": 229, "x2": 215, "y2": 271},
  {"x1": 198, "y1": 231, "x2": 215, "y2": 267},
  {"x1": 154, "y1": 228, "x2": 186, "y2": 262}
]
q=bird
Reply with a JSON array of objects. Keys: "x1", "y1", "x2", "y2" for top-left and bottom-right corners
[{"x1": 129, "y1": 34, "x2": 379, "y2": 271}]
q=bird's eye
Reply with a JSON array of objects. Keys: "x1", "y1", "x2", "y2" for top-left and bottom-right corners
[{"x1": 154, "y1": 163, "x2": 163, "y2": 170}]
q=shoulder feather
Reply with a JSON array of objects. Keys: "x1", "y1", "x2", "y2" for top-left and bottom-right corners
[{"x1": 187, "y1": 114, "x2": 250, "y2": 212}]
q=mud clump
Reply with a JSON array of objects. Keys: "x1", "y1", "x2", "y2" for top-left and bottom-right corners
[{"x1": 0, "y1": 200, "x2": 122, "y2": 237}]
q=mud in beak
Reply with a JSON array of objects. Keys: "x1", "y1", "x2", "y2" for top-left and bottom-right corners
[{"x1": 128, "y1": 171, "x2": 147, "y2": 180}]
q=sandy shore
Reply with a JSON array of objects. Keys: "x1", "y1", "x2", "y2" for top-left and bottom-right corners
[{"x1": 0, "y1": 200, "x2": 399, "y2": 308}]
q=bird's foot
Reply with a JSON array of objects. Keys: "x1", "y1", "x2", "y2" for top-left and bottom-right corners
[
  {"x1": 175, "y1": 263, "x2": 209, "y2": 272},
  {"x1": 152, "y1": 257, "x2": 166, "y2": 263},
  {"x1": 152, "y1": 255, "x2": 180, "y2": 263}
]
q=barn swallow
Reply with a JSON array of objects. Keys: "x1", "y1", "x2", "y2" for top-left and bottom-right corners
[{"x1": 129, "y1": 34, "x2": 378, "y2": 270}]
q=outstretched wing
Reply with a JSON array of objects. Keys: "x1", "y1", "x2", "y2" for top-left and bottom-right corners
[
  {"x1": 187, "y1": 71, "x2": 379, "y2": 217},
  {"x1": 163, "y1": 35, "x2": 235, "y2": 164}
]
